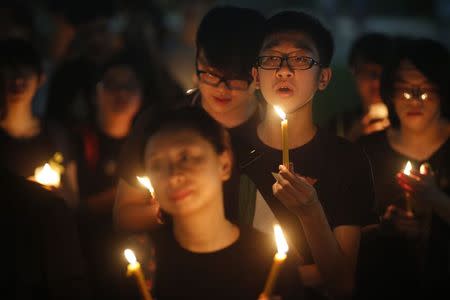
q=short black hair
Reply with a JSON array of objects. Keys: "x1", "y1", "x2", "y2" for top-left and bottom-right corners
[
  {"x1": 142, "y1": 106, "x2": 232, "y2": 164},
  {"x1": 0, "y1": 38, "x2": 42, "y2": 77},
  {"x1": 196, "y1": 5, "x2": 265, "y2": 79},
  {"x1": 263, "y1": 10, "x2": 334, "y2": 67},
  {"x1": 380, "y1": 37, "x2": 450, "y2": 128},
  {"x1": 96, "y1": 51, "x2": 142, "y2": 84},
  {"x1": 348, "y1": 32, "x2": 393, "y2": 68}
]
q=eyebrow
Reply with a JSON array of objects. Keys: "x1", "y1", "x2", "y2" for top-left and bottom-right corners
[{"x1": 262, "y1": 39, "x2": 314, "y2": 53}]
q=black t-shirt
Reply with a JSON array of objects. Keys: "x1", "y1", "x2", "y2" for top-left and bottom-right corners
[
  {"x1": 75, "y1": 126, "x2": 126, "y2": 201},
  {"x1": 1, "y1": 166, "x2": 90, "y2": 300},
  {"x1": 357, "y1": 130, "x2": 450, "y2": 290},
  {"x1": 236, "y1": 128, "x2": 377, "y2": 262},
  {"x1": 117, "y1": 92, "x2": 262, "y2": 222},
  {"x1": 150, "y1": 225, "x2": 303, "y2": 300},
  {"x1": 0, "y1": 121, "x2": 74, "y2": 178}
]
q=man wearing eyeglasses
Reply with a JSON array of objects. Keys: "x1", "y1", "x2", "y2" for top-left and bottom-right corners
[{"x1": 233, "y1": 11, "x2": 377, "y2": 300}]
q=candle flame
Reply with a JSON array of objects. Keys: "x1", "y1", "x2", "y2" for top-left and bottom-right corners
[
  {"x1": 274, "y1": 224, "x2": 289, "y2": 255},
  {"x1": 136, "y1": 176, "x2": 154, "y2": 196},
  {"x1": 35, "y1": 163, "x2": 61, "y2": 187},
  {"x1": 124, "y1": 249, "x2": 137, "y2": 264},
  {"x1": 274, "y1": 106, "x2": 286, "y2": 120},
  {"x1": 403, "y1": 161, "x2": 412, "y2": 176}
]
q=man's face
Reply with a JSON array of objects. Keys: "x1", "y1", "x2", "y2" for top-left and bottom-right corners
[
  {"x1": 253, "y1": 32, "x2": 331, "y2": 113},
  {"x1": 196, "y1": 51, "x2": 256, "y2": 117},
  {"x1": 352, "y1": 62, "x2": 383, "y2": 107}
]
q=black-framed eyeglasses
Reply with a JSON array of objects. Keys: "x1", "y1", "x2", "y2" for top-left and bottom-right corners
[
  {"x1": 196, "y1": 70, "x2": 251, "y2": 91},
  {"x1": 394, "y1": 86, "x2": 438, "y2": 102},
  {"x1": 256, "y1": 55, "x2": 322, "y2": 70}
]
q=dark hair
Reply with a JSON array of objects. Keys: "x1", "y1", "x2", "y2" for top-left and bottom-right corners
[
  {"x1": 96, "y1": 51, "x2": 142, "y2": 85},
  {"x1": 142, "y1": 106, "x2": 232, "y2": 163},
  {"x1": 0, "y1": 69, "x2": 5, "y2": 120},
  {"x1": 348, "y1": 32, "x2": 393, "y2": 68},
  {"x1": 195, "y1": 5, "x2": 265, "y2": 79},
  {"x1": 380, "y1": 37, "x2": 450, "y2": 128},
  {"x1": 0, "y1": 38, "x2": 42, "y2": 76},
  {"x1": 263, "y1": 10, "x2": 334, "y2": 67}
]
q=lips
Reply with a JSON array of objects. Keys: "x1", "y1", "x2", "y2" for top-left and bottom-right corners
[
  {"x1": 168, "y1": 189, "x2": 193, "y2": 202},
  {"x1": 213, "y1": 96, "x2": 232, "y2": 104},
  {"x1": 406, "y1": 111, "x2": 423, "y2": 116},
  {"x1": 274, "y1": 82, "x2": 295, "y2": 97}
]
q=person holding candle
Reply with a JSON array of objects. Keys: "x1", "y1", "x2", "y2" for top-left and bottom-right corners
[
  {"x1": 356, "y1": 37, "x2": 450, "y2": 299},
  {"x1": 138, "y1": 106, "x2": 303, "y2": 300},
  {"x1": 113, "y1": 5, "x2": 266, "y2": 232},
  {"x1": 234, "y1": 11, "x2": 377, "y2": 299},
  {"x1": 0, "y1": 37, "x2": 78, "y2": 209}
]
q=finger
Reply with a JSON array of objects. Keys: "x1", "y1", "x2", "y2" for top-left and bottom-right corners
[
  {"x1": 383, "y1": 204, "x2": 397, "y2": 220},
  {"x1": 272, "y1": 182, "x2": 301, "y2": 206}
]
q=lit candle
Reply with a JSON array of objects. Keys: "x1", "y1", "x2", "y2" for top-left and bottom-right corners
[
  {"x1": 136, "y1": 176, "x2": 155, "y2": 198},
  {"x1": 124, "y1": 249, "x2": 153, "y2": 300},
  {"x1": 274, "y1": 106, "x2": 289, "y2": 168},
  {"x1": 34, "y1": 163, "x2": 61, "y2": 188},
  {"x1": 261, "y1": 224, "x2": 289, "y2": 297},
  {"x1": 402, "y1": 161, "x2": 413, "y2": 214}
]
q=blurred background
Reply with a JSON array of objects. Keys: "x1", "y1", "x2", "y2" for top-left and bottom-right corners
[{"x1": 1, "y1": 0, "x2": 448, "y2": 125}]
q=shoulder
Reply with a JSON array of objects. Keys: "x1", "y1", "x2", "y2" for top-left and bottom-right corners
[
  {"x1": 317, "y1": 129, "x2": 368, "y2": 162},
  {"x1": 357, "y1": 130, "x2": 387, "y2": 148}
]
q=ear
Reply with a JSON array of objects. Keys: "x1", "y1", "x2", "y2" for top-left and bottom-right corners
[
  {"x1": 318, "y1": 67, "x2": 332, "y2": 91},
  {"x1": 218, "y1": 149, "x2": 232, "y2": 181},
  {"x1": 252, "y1": 67, "x2": 260, "y2": 89}
]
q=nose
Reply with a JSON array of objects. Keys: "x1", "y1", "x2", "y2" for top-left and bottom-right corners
[
  {"x1": 167, "y1": 163, "x2": 186, "y2": 186},
  {"x1": 276, "y1": 59, "x2": 293, "y2": 79}
]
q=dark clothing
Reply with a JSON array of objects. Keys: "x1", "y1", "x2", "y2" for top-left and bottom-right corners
[
  {"x1": 1, "y1": 167, "x2": 90, "y2": 300},
  {"x1": 0, "y1": 121, "x2": 73, "y2": 178},
  {"x1": 356, "y1": 130, "x2": 450, "y2": 299},
  {"x1": 325, "y1": 106, "x2": 363, "y2": 139},
  {"x1": 74, "y1": 125, "x2": 134, "y2": 300},
  {"x1": 150, "y1": 225, "x2": 304, "y2": 300},
  {"x1": 117, "y1": 92, "x2": 262, "y2": 222},
  {"x1": 236, "y1": 128, "x2": 376, "y2": 260},
  {"x1": 75, "y1": 126, "x2": 125, "y2": 202}
]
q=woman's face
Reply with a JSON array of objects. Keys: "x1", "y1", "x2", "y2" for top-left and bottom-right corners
[
  {"x1": 393, "y1": 60, "x2": 441, "y2": 131},
  {"x1": 144, "y1": 128, "x2": 231, "y2": 217},
  {"x1": 96, "y1": 65, "x2": 142, "y2": 119}
]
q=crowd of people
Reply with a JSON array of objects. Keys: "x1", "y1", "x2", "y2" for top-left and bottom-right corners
[{"x1": 2, "y1": 2, "x2": 449, "y2": 300}]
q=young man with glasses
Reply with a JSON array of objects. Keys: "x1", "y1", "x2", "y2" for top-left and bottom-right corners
[
  {"x1": 235, "y1": 11, "x2": 376, "y2": 299},
  {"x1": 113, "y1": 6, "x2": 265, "y2": 232}
]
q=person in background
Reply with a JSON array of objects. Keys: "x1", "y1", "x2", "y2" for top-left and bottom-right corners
[
  {"x1": 356, "y1": 37, "x2": 450, "y2": 299},
  {"x1": 327, "y1": 32, "x2": 393, "y2": 141},
  {"x1": 74, "y1": 51, "x2": 144, "y2": 300},
  {"x1": 0, "y1": 49, "x2": 91, "y2": 300},
  {"x1": 0, "y1": 38, "x2": 78, "y2": 209}
]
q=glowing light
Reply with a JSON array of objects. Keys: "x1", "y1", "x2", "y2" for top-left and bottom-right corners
[
  {"x1": 274, "y1": 224, "x2": 289, "y2": 258},
  {"x1": 35, "y1": 163, "x2": 61, "y2": 187},
  {"x1": 274, "y1": 106, "x2": 286, "y2": 120},
  {"x1": 403, "y1": 161, "x2": 412, "y2": 176},
  {"x1": 136, "y1": 176, "x2": 155, "y2": 197},
  {"x1": 124, "y1": 249, "x2": 137, "y2": 265}
]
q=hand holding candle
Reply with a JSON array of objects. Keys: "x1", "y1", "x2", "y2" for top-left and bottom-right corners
[
  {"x1": 124, "y1": 249, "x2": 153, "y2": 300},
  {"x1": 261, "y1": 224, "x2": 289, "y2": 297},
  {"x1": 274, "y1": 106, "x2": 289, "y2": 168}
]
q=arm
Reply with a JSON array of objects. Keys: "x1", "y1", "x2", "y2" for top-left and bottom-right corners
[
  {"x1": 273, "y1": 165, "x2": 359, "y2": 297},
  {"x1": 113, "y1": 178, "x2": 162, "y2": 232}
]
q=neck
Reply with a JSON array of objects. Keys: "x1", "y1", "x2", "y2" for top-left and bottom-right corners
[
  {"x1": 97, "y1": 113, "x2": 133, "y2": 138},
  {"x1": 202, "y1": 97, "x2": 257, "y2": 129},
  {"x1": 0, "y1": 101, "x2": 39, "y2": 137},
  {"x1": 172, "y1": 197, "x2": 238, "y2": 253},
  {"x1": 258, "y1": 101, "x2": 316, "y2": 149},
  {"x1": 398, "y1": 118, "x2": 448, "y2": 147}
]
